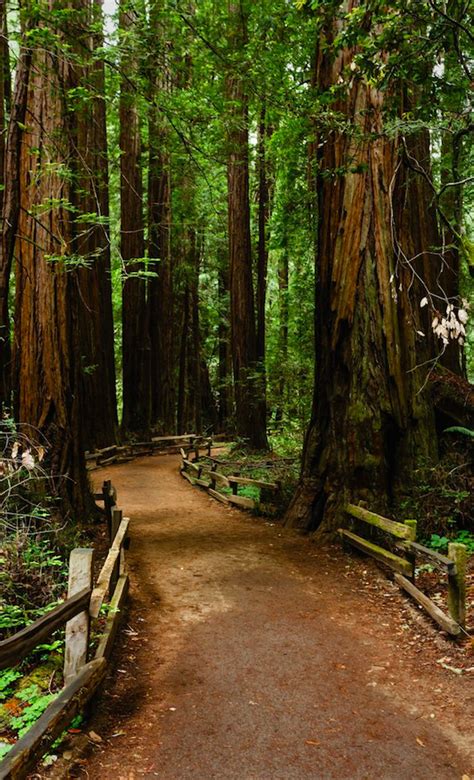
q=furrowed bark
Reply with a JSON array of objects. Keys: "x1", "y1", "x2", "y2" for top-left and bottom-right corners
[
  {"x1": 226, "y1": 0, "x2": 267, "y2": 450},
  {"x1": 14, "y1": 3, "x2": 92, "y2": 518},
  {"x1": 285, "y1": 4, "x2": 439, "y2": 533},
  {"x1": 120, "y1": 0, "x2": 151, "y2": 438}
]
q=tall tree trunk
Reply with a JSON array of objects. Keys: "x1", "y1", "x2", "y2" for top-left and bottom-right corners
[
  {"x1": 226, "y1": 0, "x2": 267, "y2": 449},
  {"x1": 120, "y1": 0, "x2": 151, "y2": 438},
  {"x1": 275, "y1": 247, "x2": 289, "y2": 423},
  {"x1": 75, "y1": 0, "x2": 117, "y2": 450},
  {"x1": 13, "y1": 6, "x2": 91, "y2": 518},
  {"x1": 256, "y1": 103, "x2": 270, "y2": 366},
  {"x1": 285, "y1": 6, "x2": 439, "y2": 533},
  {"x1": 217, "y1": 263, "x2": 232, "y2": 432},
  {"x1": 148, "y1": 1, "x2": 175, "y2": 434},
  {"x1": 0, "y1": 9, "x2": 17, "y2": 411},
  {"x1": 177, "y1": 283, "x2": 189, "y2": 435}
]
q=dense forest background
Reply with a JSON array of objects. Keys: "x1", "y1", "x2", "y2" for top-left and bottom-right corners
[{"x1": 0, "y1": 0, "x2": 472, "y2": 531}]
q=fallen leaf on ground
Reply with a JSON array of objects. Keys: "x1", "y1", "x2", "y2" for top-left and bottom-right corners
[
  {"x1": 416, "y1": 738, "x2": 425, "y2": 747},
  {"x1": 88, "y1": 731, "x2": 103, "y2": 744},
  {"x1": 305, "y1": 740, "x2": 320, "y2": 746}
]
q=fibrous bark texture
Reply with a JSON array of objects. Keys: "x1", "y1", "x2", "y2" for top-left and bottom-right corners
[
  {"x1": 226, "y1": 0, "x2": 267, "y2": 450},
  {"x1": 14, "y1": 8, "x2": 92, "y2": 517},
  {"x1": 75, "y1": 0, "x2": 117, "y2": 450},
  {"x1": 120, "y1": 0, "x2": 151, "y2": 438},
  {"x1": 285, "y1": 4, "x2": 439, "y2": 533}
]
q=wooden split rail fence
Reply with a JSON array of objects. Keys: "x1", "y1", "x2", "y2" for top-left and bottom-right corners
[
  {"x1": 339, "y1": 504, "x2": 467, "y2": 637},
  {"x1": 180, "y1": 448, "x2": 280, "y2": 511},
  {"x1": 85, "y1": 434, "x2": 215, "y2": 471},
  {"x1": 0, "y1": 482, "x2": 129, "y2": 780}
]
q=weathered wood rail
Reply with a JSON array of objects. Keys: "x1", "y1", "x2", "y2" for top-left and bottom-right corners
[
  {"x1": 179, "y1": 447, "x2": 280, "y2": 512},
  {"x1": 339, "y1": 504, "x2": 467, "y2": 637},
  {"x1": 0, "y1": 481, "x2": 130, "y2": 780},
  {"x1": 85, "y1": 433, "x2": 216, "y2": 471}
]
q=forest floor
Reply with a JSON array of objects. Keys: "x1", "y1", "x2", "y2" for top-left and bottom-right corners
[{"x1": 44, "y1": 453, "x2": 473, "y2": 780}]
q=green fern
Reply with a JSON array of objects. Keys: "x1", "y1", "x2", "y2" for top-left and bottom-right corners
[{"x1": 443, "y1": 426, "x2": 474, "y2": 438}]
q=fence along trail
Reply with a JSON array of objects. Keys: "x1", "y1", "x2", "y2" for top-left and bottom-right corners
[{"x1": 74, "y1": 453, "x2": 472, "y2": 780}]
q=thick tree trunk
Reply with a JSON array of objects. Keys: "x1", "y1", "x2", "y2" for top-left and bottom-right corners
[
  {"x1": 226, "y1": 0, "x2": 267, "y2": 450},
  {"x1": 74, "y1": 0, "x2": 117, "y2": 450},
  {"x1": 120, "y1": 0, "x2": 151, "y2": 438},
  {"x1": 13, "y1": 14, "x2": 91, "y2": 518},
  {"x1": 285, "y1": 7, "x2": 439, "y2": 533}
]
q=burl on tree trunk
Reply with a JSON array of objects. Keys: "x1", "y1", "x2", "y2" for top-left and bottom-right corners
[{"x1": 285, "y1": 7, "x2": 444, "y2": 533}]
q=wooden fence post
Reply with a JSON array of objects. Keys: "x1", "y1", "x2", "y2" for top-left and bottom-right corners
[
  {"x1": 64, "y1": 548, "x2": 94, "y2": 685},
  {"x1": 110, "y1": 508, "x2": 123, "y2": 595},
  {"x1": 404, "y1": 520, "x2": 417, "y2": 580},
  {"x1": 404, "y1": 520, "x2": 417, "y2": 541},
  {"x1": 447, "y1": 542, "x2": 467, "y2": 628}
]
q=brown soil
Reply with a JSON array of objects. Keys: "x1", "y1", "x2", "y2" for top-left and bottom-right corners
[{"x1": 48, "y1": 454, "x2": 473, "y2": 779}]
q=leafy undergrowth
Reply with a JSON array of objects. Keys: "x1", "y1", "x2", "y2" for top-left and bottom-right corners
[
  {"x1": 206, "y1": 441, "x2": 300, "y2": 517},
  {"x1": 0, "y1": 645, "x2": 64, "y2": 759},
  {"x1": 395, "y1": 429, "x2": 474, "y2": 637},
  {"x1": 397, "y1": 429, "x2": 473, "y2": 538}
]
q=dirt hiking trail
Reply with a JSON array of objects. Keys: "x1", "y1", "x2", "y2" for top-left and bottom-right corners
[{"x1": 65, "y1": 455, "x2": 472, "y2": 779}]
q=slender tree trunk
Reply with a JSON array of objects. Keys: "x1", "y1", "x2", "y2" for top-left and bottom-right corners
[
  {"x1": 74, "y1": 0, "x2": 117, "y2": 450},
  {"x1": 13, "y1": 7, "x2": 91, "y2": 518},
  {"x1": 0, "y1": 12, "x2": 18, "y2": 411},
  {"x1": 217, "y1": 264, "x2": 232, "y2": 432},
  {"x1": 275, "y1": 247, "x2": 289, "y2": 423},
  {"x1": 285, "y1": 6, "x2": 439, "y2": 533},
  {"x1": 226, "y1": 0, "x2": 267, "y2": 449},
  {"x1": 120, "y1": 0, "x2": 151, "y2": 437},
  {"x1": 177, "y1": 283, "x2": 189, "y2": 435},
  {"x1": 148, "y1": 1, "x2": 175, "y2": 434},
  {"x1": 256, "y1": 103, "x2": 270, "y2": 366}
]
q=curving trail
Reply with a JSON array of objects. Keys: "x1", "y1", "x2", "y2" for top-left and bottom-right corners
[{"x1": 71, "y1": 454, "x2": 472, "y2": 780}]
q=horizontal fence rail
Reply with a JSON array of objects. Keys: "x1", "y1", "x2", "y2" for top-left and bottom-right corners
[
  {"x1": 339, "y1": 503, "x2": 467, "y2": 637},
  {"x1": 0, "y1": 478, "x2": 130, "y2": 780},
  {"x1": 179, "y1": 444, "x2": 281, "y2": 512}
]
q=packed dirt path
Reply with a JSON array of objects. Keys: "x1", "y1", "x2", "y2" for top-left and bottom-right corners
[{"x1": 72, "y1": 455, "x2": 472, "y2": 780}]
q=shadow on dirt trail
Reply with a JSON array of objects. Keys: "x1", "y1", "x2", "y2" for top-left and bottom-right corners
[{"x1": 55, "y1": 455, "x2": 473, "y2": 780}]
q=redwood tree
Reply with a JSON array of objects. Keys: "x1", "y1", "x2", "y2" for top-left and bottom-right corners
[
  {"x1": 285, "y1": 3, "x2": 442, "y2": 532},
  {"x1": 148, "y1": 0, "x2": 175, "y2": 434},
  {"x1": 226, "y1": 0, "x2": 267, "y2": 449},
  {"x1": 13, "y1": 1, "x2": 92, "y2": 517},
  {"x1": 75, "y1": 0, "x2": 117, "y2": 450},
  {"x1": 120, "y1": 0, "x2": 151, "y2": 437}
]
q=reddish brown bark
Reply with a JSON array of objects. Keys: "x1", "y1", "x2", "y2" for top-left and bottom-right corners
[
  {"x1": 147, "y1": 1, "x2": 175, "y2": 434},
  {"x1": 74, "y1": 0, "x2": 117, "y2": 450},
  {"x1": 217, "y1": 263, "x2": 232, "y2": 432},
  {"x1": 148, "y1": 130, "x2": 175, "y2": 434},
  {"x1": 0, "y1": 19, "x2": 21, "y2": 411},
  {"x1": 256, "y1": 104, "x2": 271, "y2": 367},
  {"x1": 120, "y1": 0, "x2": 151, "y2": 438},
  {"x1": 226, "y1": 0, "x2": 267, "y2": 450},
  {"x1": 13, "y1": 14, "x2": 92, "y2": 518},
  {"x1": 285, "y1": 5, "x2": 439, "y2": 533}
]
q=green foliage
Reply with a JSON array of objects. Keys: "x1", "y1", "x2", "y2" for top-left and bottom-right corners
[
  {"x1": 8, "y1": 685, "x2": 56, "y2": 738},
  {"x1": 0, "y1": 669, "x2": 22, "y2": 701},
  {"x1": 424, "y1": 530, "x2": 474, "y2": 555},
  {"x1": 444, "y1": 426, "x2": 474, "y2": 439}
]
